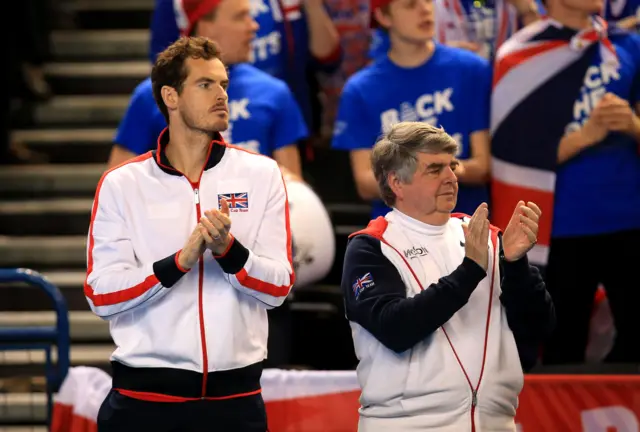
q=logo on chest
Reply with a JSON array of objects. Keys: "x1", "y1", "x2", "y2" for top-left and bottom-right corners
[
  {"x1": 404, "y1": 246, "x2": 428, "y2": 259},
  {"x1": 380, "y1": 89, "x2": 455, "y2": 132},
  {"x1": 218, "y1": 193, "x2": 249, "y2": 213}
]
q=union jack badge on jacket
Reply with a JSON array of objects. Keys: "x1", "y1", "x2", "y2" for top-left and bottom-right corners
[
  {"x1": 352, "y1": 272, "x2": 374, "y2": 300},
  {"x1": 218, "y1": 192, "x2": 249, "y2": 213}
]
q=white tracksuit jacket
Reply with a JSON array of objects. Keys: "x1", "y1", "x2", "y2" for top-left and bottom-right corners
[
  {"x1": 84, "y1": 129, "x2": 294, "y2": 400},
  {"x1": 341, "y1": 210, "x2": 555, "y2": 431}
]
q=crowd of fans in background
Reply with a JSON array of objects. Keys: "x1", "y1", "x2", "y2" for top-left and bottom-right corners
[{"x1": 6, "y1": 0, "x2": 640, "y2": 367}]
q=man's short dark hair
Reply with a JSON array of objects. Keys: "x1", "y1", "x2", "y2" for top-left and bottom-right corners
[
  {"x1": 151, "y1": 36, "x2": 223, "y2": 123},
  {"x1": 372, "y1": 122, "x2": 459, "y2": 207}
]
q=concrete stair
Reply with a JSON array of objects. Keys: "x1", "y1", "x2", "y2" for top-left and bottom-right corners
[
  {"x1": 12, "y1": 129, "x2": 113, "y2": 164},
  {"x1": 52, "y1": 29, "x2": 149, "y2": 60},
  {"x1": 45, "y1": 61, "x2": 149, "y2": 95},
  {"x1": 33, "y1": 95, "x2": 130, "y2": 126}
]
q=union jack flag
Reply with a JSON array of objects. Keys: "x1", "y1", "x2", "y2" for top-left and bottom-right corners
[
  {"x1": 218, "y1": 192, "x2": 249, "y2": 209},
  {"x1": 352, "y1": 272, "x2": 374, "y2": 300}
]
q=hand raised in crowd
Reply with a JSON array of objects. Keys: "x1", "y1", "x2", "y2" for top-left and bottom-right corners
[
  {"x1": 502, "y1": 201, "x2": 541, "y2": 262},
  {"x1": 594, "y1": 92, "x2": 636, "y2": 134},
  {"x1": 178, "y1": 224, "x2": 207, "y2": 270},
  {"x1": 200, "y1": 198, "x2": 233, "y2": 256},
  {"x1": 462, "y1": 203, "x2": 490, "y2": 271},
  {"x1": 582, "y1": 99, "x2": 611, "y2": 145}
]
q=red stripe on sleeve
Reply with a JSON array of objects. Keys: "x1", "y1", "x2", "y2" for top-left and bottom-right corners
[
  {"x1": 84, "y1": 153, "x2": 160, "y2": 307},
  {"x1": 234, "y1": 164, "x2": 295, "y2": 297}
]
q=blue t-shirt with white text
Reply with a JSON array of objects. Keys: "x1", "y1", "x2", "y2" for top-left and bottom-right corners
[
  {"x1": 552, "y1": 32, "x2": 640, "y2": 237},
  {"x1": 332, "y1": 44, "x2": 491, "y2": 219},
  {"x1": 114, "y1": 64, "x2": 308, "y2": 156}
]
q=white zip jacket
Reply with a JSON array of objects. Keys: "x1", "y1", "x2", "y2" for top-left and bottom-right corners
[
  {"x1": 84, "y1": 129, "x2": 294, "y2": 400},
  {"x1": 341, "y1": 210, "x2": 554, "y2": 431}
]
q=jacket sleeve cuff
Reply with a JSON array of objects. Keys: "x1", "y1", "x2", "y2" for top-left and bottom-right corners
[
  {"x1": 153, "y1": 250, "x2": 190, "y2": 288},
  {"x1": 460, "y1": 257, "x2": 488, "y2": 282},
  {"x1": 214, "y1": 236, "x2": 249, "y2": 274},
  {"x1": 501, "y1": 253, "x2": 531, "y2": 281}
]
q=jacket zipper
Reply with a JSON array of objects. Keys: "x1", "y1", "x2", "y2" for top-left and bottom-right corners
[
  {"x1": 471, "y1": 390, "x2": 478, "y2": 432},
  {"x1": 376, "y1": 233, "x2": 497, "y2": 432},
  {"x1": 442, "y1": 267, "x2": 494, "y2": 432},
  {"x1": 154, "y1": 137, "x2": 216, "y2": 399},
  {"x1": 192, "y1": 185, "x2": 209, "y2": 398}
]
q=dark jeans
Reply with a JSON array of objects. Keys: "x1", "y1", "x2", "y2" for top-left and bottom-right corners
[
  {"x1": 97, "y1": 390, "x2": 268, "y2": 432},
  {"x1": 542, "y1": 229, "x2": 640, "y2": 365}
]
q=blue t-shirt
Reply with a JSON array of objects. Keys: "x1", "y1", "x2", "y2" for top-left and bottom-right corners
[
  {"x1": 250, "y1": 0, "x2": 287, "y2": 79},
  {"x1": 114, "y1": 64, "x2": 308, "y2": 156},
  {"x1": 148, "y1": 0, "x2": 334, "y2": 130},
  {"x1": 149, "y1": 0, "x2": 179, "y2": 63},
  {"x1": 332, "y1": 44, "x2": 491, "y2": 219},
  {"x1": 532, "y1": 1, "x2": 639, "y2": 26},
  {"x1": 552, "y1": 33, "x2": 640, "y2": 237},
  {"x1": 149, "y1": 0, "x2": 287, "y2": 74},
  {"x1": 604, "y1": 0, "x2": 640, "y2": 23}
]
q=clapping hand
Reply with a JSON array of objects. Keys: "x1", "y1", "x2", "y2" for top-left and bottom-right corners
[
  {"x1": 595, "y1": 93, "x2": 636, "y2": 134},
  {"x1": 462, "y1": 203, "x2": 490, "y2": 271},
  {"x1": 199, "y1": 199, "x2": 233, "y2": 256},
  {"x1": 178, "y1": 224, "x2": 207, "y2": 270},
  {"x1": 502, "y1": 201, "x2": 541, "y2": 262}
]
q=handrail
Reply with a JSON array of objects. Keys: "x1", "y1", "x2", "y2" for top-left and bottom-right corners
[{"x1": 0, "y1": 268, "x2": 71, "y2": 392}]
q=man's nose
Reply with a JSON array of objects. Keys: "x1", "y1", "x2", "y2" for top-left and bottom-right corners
[
  {"x1": 444, "y1": 166, "x2": 457, "y2": 181},
  {"x1": 419, "y1": 0, "x2": 434, "y2": 15},
  {"x1": 250, "y1": 18, "x2": 259, "y2": 33}
]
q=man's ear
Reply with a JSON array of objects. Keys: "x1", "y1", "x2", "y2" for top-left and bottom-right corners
[
  {"x1": 161, "y1": 85, "x2": 179, "y2": 111},
  {"x1": 388, "y1": 171, "x2": 404, "y2": 201},
  {"x1": 373, "y1": 7, "x2": 392, "y2": 30}
]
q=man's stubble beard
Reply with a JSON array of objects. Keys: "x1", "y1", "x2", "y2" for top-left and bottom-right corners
[{"x1": 179, "y1": 108, "x2": 228, "y2": 139}]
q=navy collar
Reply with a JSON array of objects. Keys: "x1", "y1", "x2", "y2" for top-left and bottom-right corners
[{"x1": 152, "y1": 127, "x2": 227, "y2": 177}]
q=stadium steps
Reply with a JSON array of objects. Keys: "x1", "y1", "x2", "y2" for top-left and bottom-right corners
[
  {"x1": 3, "y1": 2, "x2": 154, "y2": 425},
  {"x1": 1, "y1": 0, "x2": 365, "y2": 425},
  {"x1": 45, "y1": 61, "x2": 149, "y2": 95},
  {"x1": 32, "y1": 95, "x2": 131, "y2": 127},
  {"x1": 11, "y1": 129, "x2": 113, "y2": 164},
  {"x1": 52, "y1": 29, "x2": 149, "y2": 61}
]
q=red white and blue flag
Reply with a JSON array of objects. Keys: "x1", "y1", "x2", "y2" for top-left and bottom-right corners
[
  {"x1": 490, "y1": 16, "x2": 618, "y2": 265},
  {"x1": 352, "y1": 272, "x2": 374, "y2": 299},
  {"x1": 218, "y1": 192, "x2": 249, "y2": 209}
]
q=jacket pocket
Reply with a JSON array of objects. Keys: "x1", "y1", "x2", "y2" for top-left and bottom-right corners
[{"x1": 400, "y1": 333, "x2": 469, "y2": 420}]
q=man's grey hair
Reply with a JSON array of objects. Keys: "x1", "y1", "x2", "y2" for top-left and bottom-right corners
[{"x1": 371, "y1": 122, "x2": 459, "y2": 207}]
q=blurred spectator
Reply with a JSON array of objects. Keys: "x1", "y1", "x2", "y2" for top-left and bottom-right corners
[
  {"x1": 108, "y1": 0, "x2": 307, "y2": 182},
  {"x1": 4, "y1": 0, "x2": 53, "y2": 164},
  {"x1": 149, "y1": 0, "x2": 341, "y2": 138},
  {"x1": 332, "y1": 0, "x2": 492, "y2": 219},
  {"x1": 15, "y1": 0, "x2": 53, "y2": 101},
  {"x1": 536, "y1": 0, "x2": 640, "y2": 30},
  {"x1": 602, "y1": 0, "x2": 640, "y2": 29},
  {"x1": 606, "y1": 1, "x2": 640, "y2": 29},
  {"x1": 317, "y1": 0, "x2": 372, "y2": 137},
  {"x1": 369, "y1": 0, "x2": 543, "y2": 60},
  {"x1": 491, "y1": 0, "x2": 640, "y2": 364},
  {"x1": 149, "y1": 0, "x2": 179, "y2": 62}
]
